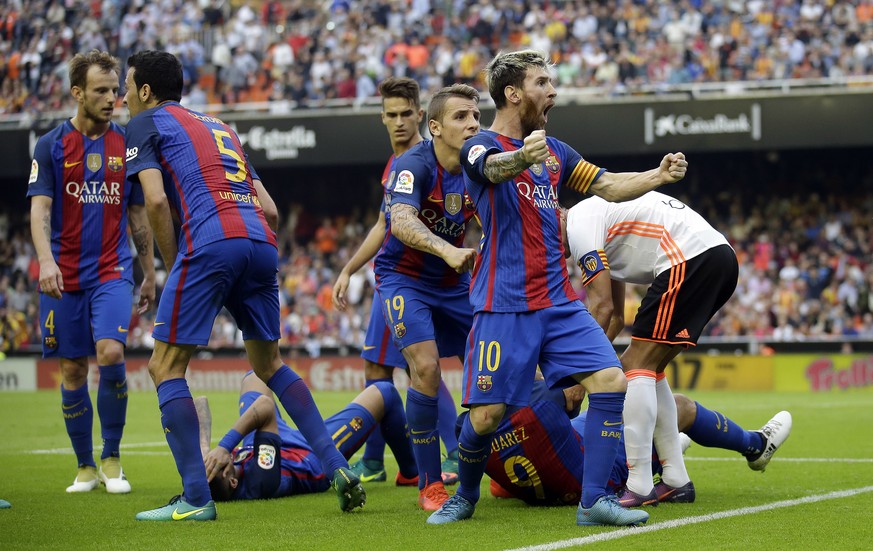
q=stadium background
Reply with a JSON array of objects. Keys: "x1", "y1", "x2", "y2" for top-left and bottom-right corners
[{"x1": 0, "y1": 0, "x2": 871, "y2": 398}]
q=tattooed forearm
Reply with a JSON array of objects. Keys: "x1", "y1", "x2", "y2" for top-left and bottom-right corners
[
  {"x1": 131, "y1": 223, "x2": 151, "y2": 258},
  {"x1": 391, "y1": 204, "x2": 448, "y2": 258},
  {"x1": 42, "y1": 213, "x2": 51, "y2": 243},
  {"x1": 483, "y1": 149, "x2": 531, "y2": 183}
]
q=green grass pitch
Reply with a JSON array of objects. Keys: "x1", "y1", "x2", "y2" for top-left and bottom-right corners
[{"x1": 1, "y1": 388, "x2": 872, "y2": 550}]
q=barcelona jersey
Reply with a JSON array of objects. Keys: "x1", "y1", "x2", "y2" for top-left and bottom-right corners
[
  {"x1": 124, "y1": 102, "x2": 276, "y2": 255},
  {"x1": 27, "y1": 121, "x2": 138, "y2": 292},
  {"x1": 460, "y1": 130, "x2": 606, "y2": 313},
  {"x1": 375, "y1": 140, "x2": 476, "y2": 288}
]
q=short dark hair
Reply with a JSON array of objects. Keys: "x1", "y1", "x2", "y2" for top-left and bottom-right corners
[
  {"x1": 378, "y1": 77, "x2": 421, "y2": 109},
  {"x1": 127, "y1": 50, "x2": 183, "y2": 103},
  {"x1": 485, "y1": 50, "x2": 549, "y2": 109},
  {"x1": 426, "y1": 84, "x2": 479, "y2": 124},
  {"x1": 69, "y1": 50, "x2": 119, "y2": 90},
  {"x1": 208, "y1": 475, "x2": 235, "y2": 502}
]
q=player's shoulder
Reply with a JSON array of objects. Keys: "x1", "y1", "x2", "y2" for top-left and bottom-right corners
[
  {"x1": 108, "y1": 121, "x2": 126, "y2": 137},
  {"x1": 398, "y1": 139, "x2": 436, "y2": 169},
  {"x1": 461, "y1": 130, "x2": 498, "y2": 166},
  {"x1": 36, "y1": 121, "x2": 71, "y2": 145}
]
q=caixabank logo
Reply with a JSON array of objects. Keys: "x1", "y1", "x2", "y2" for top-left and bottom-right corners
[{"x1": 644, "y1": 104, "x2": 761, "y2": 145}]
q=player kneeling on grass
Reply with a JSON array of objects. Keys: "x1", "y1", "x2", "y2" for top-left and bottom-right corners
[
  {"x1": 481, "y1": 381, "x2": 792, "y2": 506},
  {"x1": 198, "y1": 372, "x2": 419, "y2": 502}
]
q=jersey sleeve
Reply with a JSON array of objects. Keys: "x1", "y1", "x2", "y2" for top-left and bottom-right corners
[
  {"x1": 26, "y1": 134, "x2": 56, "y2": 198},
  {"x1": 556, "y1": 140, "x2": 606, "y2": 195},
  {"x1": 386, "y1": 149, "x2": 428, "y2": 210},
  {"x1": 567, "y1": 201, "x2": 608, "y2": 286},
  {"x1": 124, "y1": 112, "x2": 163, "y2": 180},
  {"x1": 238, "y1": 431, "x2": 282, "y2": 500},
  {"x1": 460, "y1": 133, "x2": 501, "y2": 186}
]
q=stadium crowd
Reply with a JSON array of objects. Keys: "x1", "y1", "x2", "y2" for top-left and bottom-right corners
[
  {"x1": 2, "y1": 183, "x2": 872, "y2": 354},
  {"x1": 2, "y1": 0, "x2": 873, "y2": 118}
]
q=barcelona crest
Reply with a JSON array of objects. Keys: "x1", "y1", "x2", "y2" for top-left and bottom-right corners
[
  {"x1": 107, "y1": 156, "x2": 123, "y2": 172},
  {"x1": 87, "y1": 153, "x2": 102, "y2": 172},
  {"x1": 477, "y1": 375, "x2": 492, "y2": 392},
  {"x1": 44, "y1": 336, "x2": 58, "y2": 350},
  {"x1": 394, "y1": 322, "x2": 406, "y2": 339},
  {"x1": 545, "y1": 155, "x2": 560, "y2": 174},
  {"x1": 350, "y1": 416, "x2": 364, "y2": 431},
  {"x1": 530, "y1": 163, "x2": 543, "y2": 176}
]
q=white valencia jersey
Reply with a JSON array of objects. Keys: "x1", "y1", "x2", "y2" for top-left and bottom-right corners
[{"x1": 566, "y1": 192, "x2": 730, "y2": 285}]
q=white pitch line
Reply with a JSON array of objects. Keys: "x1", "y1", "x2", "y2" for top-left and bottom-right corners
[
  {"x1": 686, "y1": 456, "x2": 873, "y2": 464},
  {"x1": 504, "y1": 485, "x2": 873, "y2": 551},
  {"x1": 27, "y1": 441, "x2": 169, "y2": 455}
]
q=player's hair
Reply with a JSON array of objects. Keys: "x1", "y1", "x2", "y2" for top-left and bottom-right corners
[
  {"x1": 427, "y1": 84, "x2": 479, "y2": 124},
  {"x1": 208, "y1": 475, "x2": 235, "y2": 502},
  {"x1": 485, "y1": 50, "x2": 549, "y2": 109},
  {"x1": 378, "y1": 77, "x2": 421, "y2": 109},
  {"x1": 126, "y1": 50, "x2": 183, "y2": 103},
  {"x1": 68, "y1": 50, "x2": 119, "y2": 90}
]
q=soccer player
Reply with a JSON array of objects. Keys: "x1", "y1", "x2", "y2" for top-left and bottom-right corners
[
  {"x1": 430, "y1": 50, "x2": 687, "y2": 526},
  {"x1": 332, "y1": 77, "x2": 460, "y2": 485},
  {"x1": 27, "y1": 50, "x2": 156, "y2": 495},
  {"x1": 198, "y1": 371, "x2": 417, "y2": 501},
  {"x1": 375, "y1": 84, "x2": 480, "y2": 510},
  {"x1": 483, "y1": 381, "x2": 792, "y2": 505},
  {"x1": 564, "y1": 192, "x2": 739, "y2": 506},
  {"x1": 123, "y1": 50, "x2": 364, "y2": 521}
]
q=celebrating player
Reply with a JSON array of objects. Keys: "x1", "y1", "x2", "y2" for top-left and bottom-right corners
[
  {"x1": 483, "y1": 381, "x2": 792, "y2": 505},
  {"x1": 564, "y1": 192, "x2": 739, "y2": 506},
  {"x1": 332, "y1": 78, "x2": 460, "y2": 485},
  {"x1": 123, "y1": 50, "x2": 364, "y2": 521},
  {"x1": 198, "y1": 371, "x2": 417, "y2": 501},
  {"x1": 27, "y1": 50, "x2": 155, "y2": 495},
  {"x1": 375, "y1": 84, "x2": 480, "y2": 510},
  {"x1": 429, "y1": 50, "x2": 687, "y2": 526}
]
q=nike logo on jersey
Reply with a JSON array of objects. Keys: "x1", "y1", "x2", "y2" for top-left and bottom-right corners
[
  {"x1": 171, "y1": 507, "x2": 208, "y2": 520},
  {"x1": 154, "y1": 322, "x2": 166, "y2": 327},
  {"x1": 64, "y1": 161, "x2": 82, "y2": 168},
  {"x1": 117, "y1": 326, "x2": 128, "y2": 333},
  {"x1": 362, "y1": 345, "x2": 376, "y2": 351}
]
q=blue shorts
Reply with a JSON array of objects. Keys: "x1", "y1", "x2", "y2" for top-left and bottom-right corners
[
  {"x1": 153, "y1": 239, "x2": 280, "y2": 345},
  {"x1": 375, "y1": 272, "x2": 472, "y2": 358},
  {"x1": 361, "y1": 290, "x2": 407, "y2": 368},
  {"x1": 39, "y1": 278, "x2": 133, "y2": 359},
  {"x1": 461, "y1": 301, "x2": 619, "y2": 407}
]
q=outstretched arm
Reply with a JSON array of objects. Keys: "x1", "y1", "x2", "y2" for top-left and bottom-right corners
[{"x1": 587, "y1": 153, "x2": 687, "y2": 202}]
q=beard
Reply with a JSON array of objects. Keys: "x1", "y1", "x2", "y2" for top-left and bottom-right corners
[{"x1": 518, "y1": 96, "x2": 545, "y2": 137}]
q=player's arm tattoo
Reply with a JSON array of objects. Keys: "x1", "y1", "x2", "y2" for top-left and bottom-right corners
[
  {"x1": 41, "y1": 212, "x2": 51, "y2": 244},
  {"x1": 130, "y1": 218, "x2": 152, "y2": 259},
  {"x1": 390, "y1": 203, "x2": 449, "y2": 258},
  {"x1": 483, "y1": 149, "x2": 530, "y2": 183}
]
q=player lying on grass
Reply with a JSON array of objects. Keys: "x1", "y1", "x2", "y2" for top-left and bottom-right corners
[
  {"x1": 481, "y1": 381, "x2": 792, "y2": 505},
  {"x1": 196, "y1": 372, "x2": 419, "y2": 502}
]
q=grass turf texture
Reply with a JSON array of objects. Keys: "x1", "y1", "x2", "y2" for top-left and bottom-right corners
[{"x1": 1, "y1": 389, "x2": 872, "y2": 550}]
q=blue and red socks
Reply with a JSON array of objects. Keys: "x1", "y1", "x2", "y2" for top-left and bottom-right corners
[
  {"x1": 97, "y1": 363, "x2": 127, "y2": 460},
  {"x1": 581, "y1": 392, "x2": 625, "y2": 508},
  {"x1": 267, "y1": 365, "x2": 347, "y2": 474},
  {"x1": 61, "y1": 383, "x2": 95, "y2": 468},
  {"x1": 687, "y1": 401, "x2": 765, "y2": 457},
  {"x1": 406, "y1": 387, "x2": 441, "y2": 489},
  {"x1": 157, "y1": 378, "x2": 211, "y2": 506}
]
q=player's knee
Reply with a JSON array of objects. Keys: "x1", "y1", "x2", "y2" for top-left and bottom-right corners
[
  {"x1": 95, "y1": 340, "x2": 124, "y2": 366},
  {"x1": 469, "y1": 404, "x2": 504, "y2": 434},
  {"x1": 60, "y1": 358, "x2": 89, "y2": 388},
  {"x1": 364, "y1": 361, "x2": 394, "y2": 380},
  {"x1": 582, "y1": 366, "x2": 627, "y2": 394}
]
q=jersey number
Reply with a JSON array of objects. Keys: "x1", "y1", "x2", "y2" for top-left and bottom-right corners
[
  {"x1": 476, "y1": 340, "x2": 500, "y2": 372},
  {"x1": 503, "y1": 455, "x2": 544, "y2": 500},
  {"x1": 212, "y1": 129, "x2": 247, "y2": 183},
  {"x1": 44, "y1": 309, "x2": 55, "y2": 335},
  {"x1": 384, "y1": 295, "x2": 405, "y2": 323}
]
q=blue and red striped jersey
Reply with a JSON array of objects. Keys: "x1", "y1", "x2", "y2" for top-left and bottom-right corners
[
  {"x1": 27, "y1": 121, "x2": 138, "y2": 292},
  {"x1": 460, "y1": 130, "x2": 606, "y2": 313},
  {"x1": 485, "y1": 400, "x2": 584, "y2": 505},
  {"x1": 375, "y1": 140, "x2": 476, "y2": 287},
  {"x1": 124, "y1": 102, "x2": 276, "y2": 255}
]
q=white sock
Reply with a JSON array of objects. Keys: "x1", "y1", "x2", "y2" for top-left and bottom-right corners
[
  {"x1": 653, "y1": 376, "x2": 691, "y2": 488},
  {"x1": 623, "y1": 373, "x2": 657, "y2": 495}
]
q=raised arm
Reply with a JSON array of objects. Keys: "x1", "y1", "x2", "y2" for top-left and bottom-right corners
[
  {"x1": 482, "y1": 129, "x2": 549, "y2": 183},
  {"x1": 588, "y1": 153, "x2": 687, "y2": 202}
]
